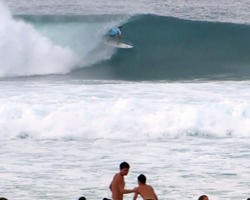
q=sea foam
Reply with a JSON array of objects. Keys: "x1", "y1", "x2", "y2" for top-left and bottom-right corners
[
  {"x1": 0, "y1": 2, "x2": 82, "y2": 77},
  {"x1": 1, "y1": 81, "x2": 250, "y2": 139},
  {"x1": 0, "y1": 2, "x2": 127, "y2": 77}
]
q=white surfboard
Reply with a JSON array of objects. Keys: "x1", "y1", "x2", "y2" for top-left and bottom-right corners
[{"x1": 104, "y1": 40, "x2": 133, "y2": 49}]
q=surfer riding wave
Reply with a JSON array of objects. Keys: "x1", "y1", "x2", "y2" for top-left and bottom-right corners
[{"x1": 108, "y1": 26, "x2": 124, "y2": 45}]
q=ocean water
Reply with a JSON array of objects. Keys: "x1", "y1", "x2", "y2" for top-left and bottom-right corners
[{"x1": 1, "y1": 0, "x2": 250, "y2": 200}]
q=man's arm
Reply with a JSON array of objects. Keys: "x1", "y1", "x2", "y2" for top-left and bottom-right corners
[
  {"x1": 118, "y1": 178, "x2": 135, "y2": 194},
  {"x1": 118, "y1": 184, "x2": 135, "y2": 194},
  {"x1": 118, "y1": 29, "x2": 123, "y2": 38},
  {"x1": 133, "y1": 192, "x2": 139, "y2": 200},
  {"x1": 153, "y1": 189, "x2": 158, "y2": 200},
  {"x1": 109, "y1": 182, "x2": 112, "y2": 192}
]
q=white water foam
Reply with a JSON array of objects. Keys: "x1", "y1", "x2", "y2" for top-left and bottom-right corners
[
  {"x1": 0, "y1": 2, "x2": 81, "y2": 77},
  {"x1": 32, "y1": 16, "x2": 129, "y2": 68},
  {"x1": 0, "y1": 2, "x2": 127, "y2": 77},
  {"x1": 1, "y1": 81, "x2": 250, "y2": 139},
  {"x1": 1, "y1": 131, "x2": 250, "y2": 200}
]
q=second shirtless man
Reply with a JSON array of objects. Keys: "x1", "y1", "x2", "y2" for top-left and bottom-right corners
[
  {"x1": 109, "y1": 162, "x2": 137, "y2": 200},
  {"x1": 133, "y1": 174, "x2": 158, "y2": 200}
]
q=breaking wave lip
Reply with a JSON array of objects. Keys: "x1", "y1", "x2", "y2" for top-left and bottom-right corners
[{"x1": 0, "y1": 2, "x2": 81, "y2": 77}]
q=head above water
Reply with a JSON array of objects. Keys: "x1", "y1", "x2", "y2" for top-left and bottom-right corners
[
  {"x1": 198, "y1": 195, "x2": 209, "y2": 200},
  {"x1": 78, "y1": 197, "x2": 86, "y2": 200},
  {"x1": 120, "y1": 162, "x2": 130, "y2": 176},
  {"x1": 138, "y1": 174, "x2": 146, "y2": 184},
  {"x1": 118, "y1": 26, "x2": 123, "y2": 29}
]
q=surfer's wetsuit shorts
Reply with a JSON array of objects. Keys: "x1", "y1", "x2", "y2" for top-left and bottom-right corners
[{"x1": 109, "y1": 34, "x2": 118, "y2": 38}]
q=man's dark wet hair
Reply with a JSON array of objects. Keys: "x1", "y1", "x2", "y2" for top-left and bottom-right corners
[
  {"x1": 120, "y1": 162, "x2": 130, "y2": 169},
  {"x1": 0, "y1": 198, "x2": 8, "y2": 200},
  {"x1": 198, "y1": 195, "x2": 208, "y2": 200},
  {"x1": 247, "y1": 199, "x2": 250, "y2": 200},
  {"x1": 138, "y1": 174, "x2": 147, "y2": 184},
  {"x1": 78, "y1": 197, "x2": 86, "y2": 200},
  {"x1": 118, "y1": 26, "x2": 123, "y2": 29}
]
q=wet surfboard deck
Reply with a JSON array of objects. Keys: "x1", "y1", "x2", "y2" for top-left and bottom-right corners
[{"x1": 104, "y1": 40, "x2": 133, "y2": 49}]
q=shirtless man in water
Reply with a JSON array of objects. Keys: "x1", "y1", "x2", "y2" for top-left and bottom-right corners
[
  {"x1": 109, "y1": 162, "x2": 136, "y2": 200},
  {"x1": 133, "y1": 174, "x2": 158, "y2": 200}
]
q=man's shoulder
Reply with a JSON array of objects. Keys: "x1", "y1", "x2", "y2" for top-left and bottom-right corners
[
  {"x1": 139, "y1": 184, "x2": 153, "y2": 190},
  {"x1": 147, "y1": 185, "x2": 155, "y2": 192},
  {"x1": 147, "y1": 184, "x2": 154, "y2": 189},
  {"x1": 114, "y1": 173, "x2": 123, "y2": 180}
]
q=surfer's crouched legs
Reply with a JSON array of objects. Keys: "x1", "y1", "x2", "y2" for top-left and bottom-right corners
[
  {"x1": 108, "y1": 34, "x2": 123, "y2": 45},
  {"x1": 108, "y1": 34, "x2": 116, "y2": 42},
  {"x1": 116, "y1": 34, "x2": 124, "y2": 45}
]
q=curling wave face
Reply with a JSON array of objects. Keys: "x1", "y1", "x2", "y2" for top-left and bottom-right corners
[{"x1": 73, "y1": 14, "x2": 250, "y2": 80}]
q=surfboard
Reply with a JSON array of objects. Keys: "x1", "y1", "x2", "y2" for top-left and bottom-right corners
[{"x1": 104, "y1": 40, "x2": 133, "y2": 49}]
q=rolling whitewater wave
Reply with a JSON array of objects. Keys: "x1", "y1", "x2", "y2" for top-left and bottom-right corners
[
  {"x1": 0, "y1": 2, "x2": 127, "y2": 77},
  {"x1": 0, "y1": 3, "x2": 80, "y2": 77},
  {"x1": 1, "y1": 81, "x2": 250, "y2": 139},
  {"x1": 2, "y1": 1, "x2": 250, "y2": 80}
]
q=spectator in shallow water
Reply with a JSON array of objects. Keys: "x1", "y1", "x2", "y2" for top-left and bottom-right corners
[
  {"x1": 133, "y1": 174, "x2": 158, "y2": 200},
  {"x1": 198, "y1": 195, "x2": 209, "y2": 200},
  {"x1": 78, "y1": 197, "x2": 86, "y2": 200}
]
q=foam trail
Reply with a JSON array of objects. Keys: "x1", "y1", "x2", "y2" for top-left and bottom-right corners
[
  {"x1": 1, "y1": 93, "x2": 250, "y2": 139},
  {"x1": 1, "y1": 81, "x2": 250, "y2": 139},
  {"x1": 0, "y1": 2, "x2": 80, "y2": 77}
]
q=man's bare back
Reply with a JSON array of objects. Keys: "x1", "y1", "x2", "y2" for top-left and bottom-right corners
[
  {"x1": 109, "y1": 162, "x2": 136, "y2": 200},
  {"x1": 133, "y1": 174, "x2": 158, "y2": 200}
]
